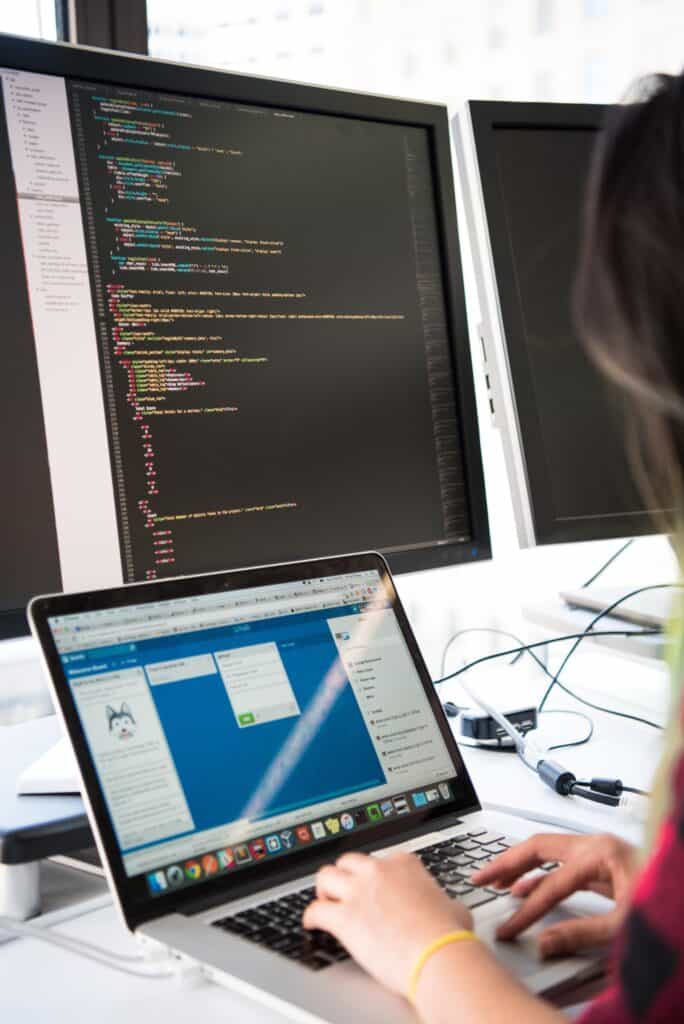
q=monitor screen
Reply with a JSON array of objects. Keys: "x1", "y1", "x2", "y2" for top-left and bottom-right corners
[
  {"x1": 0, "y1": 37, "x2": 490, "y2": 637},
  {"x1": 46, "y1": 567, "x2": 459, "y2": 901},
  {"x1": 468, "y1": 102, "x2": 664, "y2": 545}
]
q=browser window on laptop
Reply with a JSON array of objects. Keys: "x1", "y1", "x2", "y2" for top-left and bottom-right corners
[{"x1": 46, "y1": 568, "x2": 459, "y2": 899}]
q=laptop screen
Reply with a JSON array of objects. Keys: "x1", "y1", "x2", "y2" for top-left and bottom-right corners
[{"x1": 47, "y1": 567, "x2": 459, "y2": 899}]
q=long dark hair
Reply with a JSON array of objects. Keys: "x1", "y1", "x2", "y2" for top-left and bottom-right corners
[{"x1": 574, "y1": 74, "x2": 684, "y2": 531}]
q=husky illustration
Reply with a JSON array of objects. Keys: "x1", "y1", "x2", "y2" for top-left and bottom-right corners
[{"x1": 106, "y1": 703, "x2": 136, "y2": 740}]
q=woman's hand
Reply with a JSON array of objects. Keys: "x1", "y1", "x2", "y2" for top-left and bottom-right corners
[
  {"x1": 302, "y1": 851, "x2": 473, "y2": 996},
  {"x1": 471, "y1": 832, "x2": 639, "y2": 958}
]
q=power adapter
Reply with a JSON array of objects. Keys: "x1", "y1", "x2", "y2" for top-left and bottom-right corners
[{"x1": 444, "y1": 702, "x2": 538, "y2": 748}]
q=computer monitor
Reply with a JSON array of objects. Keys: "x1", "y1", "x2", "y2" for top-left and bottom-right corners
[
  {"x1": 0, "y1": 34, "x2": 490, "y2": 639},
  {"x1": 454, "y1": 101, "x2": 663, "y2": 548}
]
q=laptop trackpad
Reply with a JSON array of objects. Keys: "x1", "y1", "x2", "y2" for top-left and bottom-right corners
[{"x1": 477, "y1": 901, "x2": 604, "y2": 993}]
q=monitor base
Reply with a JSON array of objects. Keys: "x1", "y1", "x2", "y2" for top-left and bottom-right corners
[
  {"x1": 559, "y1": 585, "x2": 675, "y2": 631},
  {"x1": 16, "y1": 736, "x2": 80, "y2": 796}
]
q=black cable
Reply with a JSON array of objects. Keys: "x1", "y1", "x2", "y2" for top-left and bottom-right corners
[
  {"x1": 581, "y1": 539, "x2": 635, "y2": 589},
  {"x1": 541, "y1": 709, "x2": 594, "y2": 750},
  {"x1": 439, "y1": 626, "x2": 549, "y2": 679},
  {"x1": 461, "y1": 710, "x2": 594, "y2": 751},
  {"x1": 537, "y1": 673, "x2": 663, "y2": 730},
  {"x1": 435, "y1": 625, "x2": 664, "y2": 731},
  {"x1": 441, "y1": 630, "x2": 596, "y2": 751},
  {"x1": 569, "y1": 784, "x2": 620, "y2": 807},
  {"x1": 433, "y1": 628, "x2": 660, "y2": 688},
  {"x1": 574, "y1": 779, "x2": 651, "y2": 798},
  {"x1": 537, "y1": 583, "x2": 682, "y2": 716},
  {"x1": 436, "y1": 623, "x2": 660, "y2": 798}
]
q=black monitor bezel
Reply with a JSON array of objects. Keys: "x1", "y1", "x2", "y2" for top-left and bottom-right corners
[
  {"x1": 0, "y1": 33, "x2": 491, "y2": 638},
  {"x1": 469, "y1": 99, "x2": 659, "y2": 546},
  {"x1": 28, "y1": 550, "x2": 480, "y2": 931}
]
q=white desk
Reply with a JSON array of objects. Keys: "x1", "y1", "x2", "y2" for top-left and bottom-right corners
[
  {"x1": 0, "y1": 626, "x2": 669, "y2": 1022},
  {"x1": 443, "y1": 630, "x2": 668, "y2": 844}
]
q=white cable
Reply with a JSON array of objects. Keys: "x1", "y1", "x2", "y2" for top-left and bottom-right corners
[
  {"x1": 457, "y1": 676, "x2": 546, "y2": 771},
  {"x1": 0, "y1": 915, "x2": 174, "y2": 979},
  {"x1": 458, "y1": 675, "x2": 523, "y2": 750}
]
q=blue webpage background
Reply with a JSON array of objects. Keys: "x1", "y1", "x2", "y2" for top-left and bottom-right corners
[{"x1": 63, "y1": 604, "x2": 387, "y2": 855}]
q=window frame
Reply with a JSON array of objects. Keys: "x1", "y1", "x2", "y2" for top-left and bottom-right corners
[{"x1": 66, "y1": 0, "x2": 149, "y2": 54}]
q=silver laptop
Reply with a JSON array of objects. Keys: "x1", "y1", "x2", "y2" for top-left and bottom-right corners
[{"x1": 29, "y1": 552, "x2": 602, "y2": 1022}]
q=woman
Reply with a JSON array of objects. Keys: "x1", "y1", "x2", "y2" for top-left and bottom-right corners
[{"x1": 303, "y1": 73, "x2": 684, "y2": 1022}]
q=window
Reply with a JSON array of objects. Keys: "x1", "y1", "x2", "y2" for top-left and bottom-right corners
[
  {"x1": 584, "y1": 0, "x2": 610, "y2": 16},
  {"x1": 0, "y1": 0, "x2": 59, "y2": 40},
  {"x1": 536, "y1": 0, "x2": 554, "y2": 34},
  {"x1": 144, "y1": 1, "x2": 684, "y2": 109},
  {"x1": 488, "y1": 25, "x2": 507, "y2": 49}
]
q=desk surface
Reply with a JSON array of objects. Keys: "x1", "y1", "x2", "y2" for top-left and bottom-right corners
[{"x1": 0, "y1": 626, "x2": 669, "y2": 1021}]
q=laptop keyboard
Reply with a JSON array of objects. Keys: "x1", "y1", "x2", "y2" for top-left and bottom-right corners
[{"x1": 212, "y1": 828, "x2": 547, "y2": 971}]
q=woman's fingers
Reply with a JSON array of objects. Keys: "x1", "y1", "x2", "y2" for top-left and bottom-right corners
[
  {"x1": 472, "y1": 834, "x2": 578, "y2": 888},
  {"x1": 302, "y1": 897, "x2": 347, "y2": 935},
  {"x1": 314, "y1": 853, "x2": 377, "y2": 903},
  {"x1": 586, "y1": 879, "x2": 614, "y2": 899},
  {"x1": 509, "y1": 872, "x2": 546, "y2": 899},
  {"x1": 315, "y1": 864, "x2": 355, "y2": 902},
  {"x1": 537, "y1": 911, "x2": 619, "y2": 959},
  {"x1": 496, "y1": 860, "x2": 592, "y2": 940},
  {"x1": 334, "y1": 852, "x2": 376, "y2": 875}
]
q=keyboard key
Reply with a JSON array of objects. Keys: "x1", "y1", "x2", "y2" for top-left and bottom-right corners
[
  {"x1": 249, "y1": 925, "x2": 286, "y2": 945},
  {"x1": 446, "y1": 882, "x2": 474, "y2": 897},
  {"x1": 467, "y1": 828, "x2": 487, "y2": 837},
  {"x1": 241, "y1": 909, "x2": 270, "y2": 925},
  {"x1": 459, "y1": 890, "x2": 499, "y2": 909},
  {"x1": 442, "y1": 854, "x2": 471, "y2": 869},
  {"x1": 442, "y1": 869, "x2": 467, "y2": 884},
  {"x1": 311, "y1": 934, "x2": 347, "y2": 956},
  {"x1": 476, "y1": 832, "x2": 505, "y2": 845},
  {"x1": 217, "y1": 919, "x2": 252, "y2": 936},
  {"x1": 209, "y1": 880, "x2": 350, "y2": 973},
  {"x1": 327, "y1": 948, "x2": 351, "y2": 962},
  {"x1": 468, "y1": 849, "x2": 492, "y2": 861},
  {"x1": 270, "y1": 935, "x2": 306, "y2": 955},
  {"x1": 450, "y1": 852, "x2": 476, "y2": 866},
  {"x1": 304, "y1": 954, "x2": 332, "y2": 971}
]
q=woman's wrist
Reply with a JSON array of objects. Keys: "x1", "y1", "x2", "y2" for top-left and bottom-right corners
[
  {"x1": 412, "y1": 932, "x2": 491, "y2": 1013},
  {"x1": 412, "y1": 934, "x2": 563, "y2": 1024},
  {"x1": 407, "y1": 930, "x2": 479, "y2": 1004}
]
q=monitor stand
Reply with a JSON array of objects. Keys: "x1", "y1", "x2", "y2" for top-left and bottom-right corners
[
  {"x1": 16, "y1": 735, "x2": 80, "y2": 795},
  {"x1": 559, "y1": 585, "x2": 675, "y2": 631}
]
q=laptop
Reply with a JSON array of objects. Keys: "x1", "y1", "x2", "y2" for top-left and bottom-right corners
[{"x1": 29, "y1": 551, "x2": 602, "y2": 1022}]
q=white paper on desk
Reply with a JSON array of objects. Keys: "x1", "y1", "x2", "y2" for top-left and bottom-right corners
[{"x1": 16, "y1": 736, "x2": 80, "y2": 795}]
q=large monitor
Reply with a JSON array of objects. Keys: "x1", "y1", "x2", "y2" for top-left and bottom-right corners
[
  {"x1": 455, "y1": 101, "x2": 663, "y2": 548},
  {"x1": 0, "y1": 34, "x2": 490, "y2": 639}
]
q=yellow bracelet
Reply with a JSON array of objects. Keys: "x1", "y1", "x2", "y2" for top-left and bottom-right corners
[{"x1": 407, "y1": 930, "x2": 478, "y2": 1005}]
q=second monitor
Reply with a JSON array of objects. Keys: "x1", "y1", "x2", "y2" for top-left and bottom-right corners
[{"x1": 455, "y1": 100, "x2": 665, "y2": 548}]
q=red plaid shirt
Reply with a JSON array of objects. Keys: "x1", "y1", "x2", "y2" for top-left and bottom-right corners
[{"x1": 580, "y1": 752, "x2": 684, "y2": 1022}]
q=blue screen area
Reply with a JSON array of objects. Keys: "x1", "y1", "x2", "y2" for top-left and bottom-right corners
[{"x1": 63, "y1": 605, "x2": 386, "y2": 854}]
